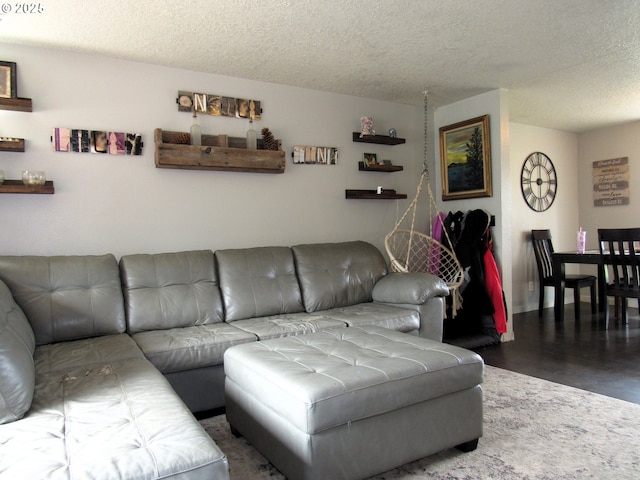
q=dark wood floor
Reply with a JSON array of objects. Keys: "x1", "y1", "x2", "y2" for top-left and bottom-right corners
[{"x1": 475, "y1": 303, "x2": 640, "y2": 405}]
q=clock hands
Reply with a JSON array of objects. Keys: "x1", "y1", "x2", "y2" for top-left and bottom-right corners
[
  {"x1": 521, "y1": 152, "x2": 557, "y2": 212},
  {"x1": 522, "y1": 167, "x2": 556, "y2": 197}
]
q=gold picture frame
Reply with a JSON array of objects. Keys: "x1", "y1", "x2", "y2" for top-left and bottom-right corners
[
  {"x1": 439, "y1": 115, "x2": 492, "y2": 200},
  {"x1": 0, "y1": 61, "x2": 17, "y2": 99}
]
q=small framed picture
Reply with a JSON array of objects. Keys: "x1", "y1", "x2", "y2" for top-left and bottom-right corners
[
  {"x1": 363, "y1": 152, "x2": 377, "y2": 167},
  {"x1": 0, "y1": 61, "x2": 17, "y2": 99},
  {"x1": 383, "y1": 160, "x2": 393, "y2": 166}
]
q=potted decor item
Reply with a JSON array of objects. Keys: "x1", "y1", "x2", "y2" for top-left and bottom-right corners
[{"x1": 360, "y1": 117, "x2": 375, "y2": 137}]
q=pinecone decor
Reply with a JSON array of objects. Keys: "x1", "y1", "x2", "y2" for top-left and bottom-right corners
[
  {"x1": 261, "y1": 127, "x2": 279, "y2": 151},
  {"x1": 171, "y1": 132, "x2": 191, "y2": 144}
]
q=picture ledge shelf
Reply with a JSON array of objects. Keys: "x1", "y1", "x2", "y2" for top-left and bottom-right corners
[
  {"x1": 0, "y1": 180, "x2": 54, "y2": 194},
  {"x1": 352, "y1": 132, "x2": 406, "y2": 145},
  {"x1": 0, "y1": 97, "x2": 33, "y2": 112},
  {"x1": 155, "y1": 128, "x2": 285, "y2": 174},
  {"x1": 0, "y1": 139, "x2": 25, "y2": 152},
  {"x1": 345, "y1": 189, "x2": 407, "y2": 200},
  {"x1": 358, "y1": 161, "x2": 403, "y2": 172}
]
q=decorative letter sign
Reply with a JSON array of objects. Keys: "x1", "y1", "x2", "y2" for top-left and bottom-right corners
[
  {"x1": 593, "y1": 157, "x2": 629, "y2": 207},
  {"x1": 292, "y1": 145, "x2": 338, "y2": 165}
]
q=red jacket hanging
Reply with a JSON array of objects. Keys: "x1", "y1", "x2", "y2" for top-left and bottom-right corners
[{"x1": 483, "y1": 240, "x2": 507, "y2": 334}]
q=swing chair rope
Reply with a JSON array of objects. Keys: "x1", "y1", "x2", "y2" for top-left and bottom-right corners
[
  {"x1": 420, "y1": 91, "x2": 457, "y2": 260},
  {"x1": 387, "y1": 92, "x2": 460, "y2": 272}
]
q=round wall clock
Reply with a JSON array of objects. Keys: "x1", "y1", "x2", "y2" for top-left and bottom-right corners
[{"x1": 520, "y1": 152, "x2": 557, "y2": 212}]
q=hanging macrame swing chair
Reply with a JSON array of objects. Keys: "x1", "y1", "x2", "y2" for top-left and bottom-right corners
[{"x1": 384, "y1": 92, "x2": 464, "y2": 316}]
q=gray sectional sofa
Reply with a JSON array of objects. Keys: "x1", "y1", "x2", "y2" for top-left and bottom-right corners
[{"x1": 0, "y1": 241, "x2": 449, "y2": 479}]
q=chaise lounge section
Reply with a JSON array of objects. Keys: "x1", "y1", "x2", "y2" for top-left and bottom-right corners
[{"x1": 0, "y1": 254, "x2": 228, "y2": 480}]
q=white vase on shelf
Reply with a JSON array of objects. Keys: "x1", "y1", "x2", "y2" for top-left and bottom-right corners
[
  {"x1": 190, "y1": 111, "x2": 201, "y2": 146},
  {"x1": 246, "y1": 119, "x2": 257, "y2": 149}
]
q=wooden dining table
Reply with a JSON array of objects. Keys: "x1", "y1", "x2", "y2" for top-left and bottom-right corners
[{"x1": 552, "y1": 250, "x2": 606, "y2": 322}]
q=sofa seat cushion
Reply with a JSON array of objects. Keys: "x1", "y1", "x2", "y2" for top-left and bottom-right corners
[
  {"x1": 225, "y1": 325, "x2": 484, "y2": 435},
  {"x1": 315, "y1": 302, "x2": 420, "y2": 333},
  {"x1": 0, "y1": 354, "x2": 229, "y2": 479},
  {"x1": 216, "y1": 246, "x2": 305, "y2": 321},
  {"x1": 132, "y1": 323, "x2": 257, "y2": 373},
  {"x1": 0, "y1": 278, "x2": 35, "y2": 425},
  {"x1": 229, "y1": 314, "x2": 347, "y2": 341},
  {"x1": 291, "y1": 241, "x2": 388, "y2": 312}
]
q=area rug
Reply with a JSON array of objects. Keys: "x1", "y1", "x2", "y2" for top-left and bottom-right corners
[{"x1": 199, "y1": 366, "x2": 640, "y2": 479}]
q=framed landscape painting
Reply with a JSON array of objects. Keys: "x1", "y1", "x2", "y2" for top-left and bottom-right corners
[{"x1": 439, "y1": 115, "x2": 492, "y2": 200}]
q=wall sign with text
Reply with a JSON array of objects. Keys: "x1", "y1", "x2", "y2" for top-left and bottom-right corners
[{"x1": 593, "y1": 157, "x2": 629, "y2": 207}]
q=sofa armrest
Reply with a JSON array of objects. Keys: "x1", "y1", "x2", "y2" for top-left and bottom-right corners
[
  {"x1": 372, "y1": 273, "x2": 449, "y2": 342},
  {"x1": 372, "y1": 272, "x2": 449, "y2": 305}
]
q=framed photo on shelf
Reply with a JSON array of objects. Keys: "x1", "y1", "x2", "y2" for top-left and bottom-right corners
[
  {"x1": 0, "y1": 61, "x2": 17, "y2": 99},
  {"x1": 363, "y1": 152, "x2": 377, "y2": 167},
  {"x1": 439, "y1": 114, "x2": 492, "y2": 201}
]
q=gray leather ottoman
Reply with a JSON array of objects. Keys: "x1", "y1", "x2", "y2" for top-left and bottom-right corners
[{"x1": 224, "y1": 325, "x2": 484, "y2": 480}]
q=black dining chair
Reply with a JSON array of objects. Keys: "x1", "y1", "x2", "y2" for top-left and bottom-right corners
[
  {"x1": 597, "y1": 228, "x2": 640, "y2": 328},
  {"x1": 531, "y1": 229, "x2": 597, "y2": 318}
]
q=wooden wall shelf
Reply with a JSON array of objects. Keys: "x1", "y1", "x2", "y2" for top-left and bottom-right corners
[
  {"x1": 345, "y1": 189, "x2": 407, "y2": 200},
  {"x1": 155, "y1": 128, "x2": 285, "y2": 174},
  {"x1": 0, "y1": 97, "x2": 33, "y2": 112},
  {"x1": 0, "y1": 180, "x2": 54, "y2": 194},
  {"x1": 358, "y1": 161, "x2": 403, "y2": 172},
  {"x1": 0, "y1": 139, "x2": 25, "y2": 152},
  {"x1": 352, "y1": 132, "x2": 406, "y2": 145}
]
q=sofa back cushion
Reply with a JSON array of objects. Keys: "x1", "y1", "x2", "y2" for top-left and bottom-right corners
[
  {"x1": 0, "y1": 278, "x2": 36, "y2": 424},
  {"x1": 120, "y1": 250, "x2": 224, "y2": 334},
  {"x1": 0, "y1": 255, "x2": 126, "y2": 346},
  {"x1": 292, "y1": 241, "x2": 388, "y2": 312},
  {"x1": 216, "y1": 247, "x2": 305, "y2": 322}
]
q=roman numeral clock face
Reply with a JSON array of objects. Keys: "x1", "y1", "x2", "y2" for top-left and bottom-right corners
[{"x1": 520, "y1": 152, "x2": 557, "y2": 212}]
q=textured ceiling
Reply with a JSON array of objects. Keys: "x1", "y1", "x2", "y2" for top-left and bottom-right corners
[{"x1": 1, "y1": 0, "x2": 639, "y2": 132}]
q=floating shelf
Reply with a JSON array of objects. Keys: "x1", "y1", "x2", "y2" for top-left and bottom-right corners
[
  {"x1": 345, "y1": 189, "x2": 407, "y2": 200},
  {"x1": 1, "y1": 97, "x2": 31, "y2": 152},
  {"x1": 358, "y1": 161, "x2": 403, "y2": 172},
  {"x1": 0, "y1": 180, "x2": 54, "y2": 194},
  {"x1": 352, "y1": 132, "x2": 406, "y2": 145},
  {"x1": 0, "y1": 138, "x2": 25, "y2": 152},
  {"x1": 155, "y1": 129, "x2": 285, "y2": 174},
  {"x1": 0, "y1": 97, "x2": 33, "y2": 112}
]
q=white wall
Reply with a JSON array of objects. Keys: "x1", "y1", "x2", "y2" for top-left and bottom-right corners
[
  {"x1": 509, "y1": 123, "x2": 579, "y2": 313},
  {"x1": 11, "y1": 43, "x2": 627, "y2": 335},
  {"x1": 0, "y1": 43, "x2": 423, "y2": 259},
  {"x1": 434, "y1": 89, "x2": 514, "y2": 340},
  {"x1": 577, "y1": 121, "x2": 640, "y2": 247}
]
